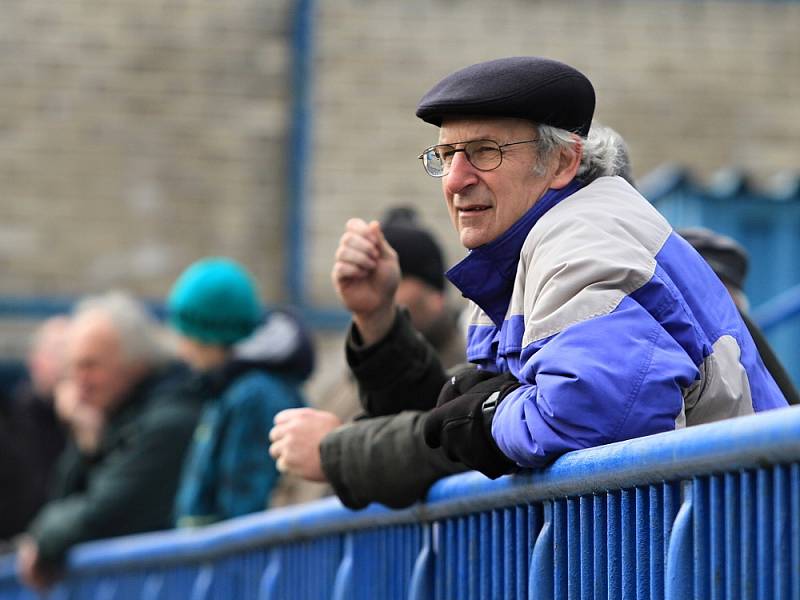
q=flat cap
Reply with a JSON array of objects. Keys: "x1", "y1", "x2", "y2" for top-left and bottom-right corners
[
  {"x1": 416, "y1": 57, "x2": 595, "y2": 137},
  {"x1": 678, "y1": 227, "x2": 749, "y2": 291}
]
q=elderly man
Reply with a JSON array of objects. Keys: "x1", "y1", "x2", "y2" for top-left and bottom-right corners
[
  {"x1": 326, "y1": 56, "x2": 787, "y2": 483},
  {"x1": 17, "y1": 292, "x2": 202, "y2": 591}
]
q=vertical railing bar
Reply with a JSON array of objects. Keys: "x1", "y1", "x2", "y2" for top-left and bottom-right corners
[
  {"x1": 649, "y1": 484, "x2": 664, "y2": 600},
  {"x1": 791, "y1": 464, "x2": 800, "y2": 600},
  {"x1": 774, "y1": 465, "x2": 789, "y2": 600},
  {"x1": 741, "y1": 470, "x2": 755, "y2": 600},
  {"x1": 434, "y1": 520, "x2": 445, "y2": 600},
  {"x1": 724, "y1": 474, "x2": 740, "y2": 600},
  {"x1": 554, "y1": 499, "x2": 568, "y2": 600},
  {"x1": 408, "y1": 523, "x2": 434, "y2": 600},
  {"x1": 480, "y1": 512, "x2": 491, "y2": 600},
  {"x1": 709, "y1": 475, "x2": 724, "y2": 600},
  {"x1": 445, "y1": 518, "x2": 466, "y2": 598},
  {"x1": 593, "y1": 494, "x2": 608, "y2": 600},
  {"x1": 607, "y1": 491, "x2": 621, "y2": 599},
  {"x1": 693, "y1": 477, "x2": 710, "y2": 600},
  {"x1": 665, "y1": 484, "x2": 693, "y2": 599},
  {"x1": 567, "y1": 498, "x2": 580, "y2": 600},
  {"x1": 579, "y1": 496, "x2": 593, "y2": 600},
  {"x1": 621, "y1": 489, "x2": 635, "y2": 599},
  {"x1": 514, "y1": 506, "x2": 526, "y2": 600},
  {"x1": 756, "y1": 468, "x2": 773, "y2": 600},
  {"x1": 635, "y1": 487, "x2": 650, "y2": 600},
  {"x1": 458, "y1": 517, "x2": 468, "y2": 600},
  {"x1": 503, "y1": 508, "x2": 515, "y2": 600},
  {"x1": 530, "y1": 501, "x2": 554, "y2": 600}
]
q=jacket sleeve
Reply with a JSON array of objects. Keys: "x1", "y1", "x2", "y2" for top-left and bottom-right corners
[
  {"x1": 491, "y1": 296, "x2": 699, "y2": 469},
  {"x1": 319, "y1": 411, "x2": 467, "y2": 510},
  {"x1": 346, "y1": 309, "x2": 448, "y2": 417},
  {"x1": 216, "y1": 376, "x2": 301, "y2": 519},
  {"x1": 28, "y1": 397, "x2": 199, "y2": 566}
]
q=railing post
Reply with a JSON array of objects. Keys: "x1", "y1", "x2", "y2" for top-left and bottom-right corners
[
  {"x1": 331, "y1": 533, "x2": 354, "y2": 600},
  {"x1": 529, "y1": 501, "x2": 553, "y2": 600},
  {"x1": 408, "y1": 524, "x2": 434, "y2": 600},
  {"x1": 141, "y1": 573, "x2": 164, "y2": 600},
  {"x1": 95, "y1": 577, "x2": 117, "y2": 600},
  {"x1": 258, "y1": 550, "x2": 282, "y2": 600},
  {"x1": 665, "y1": 485, "x2": 693, "y2": 598},
  {"x1": 189, "y1": 564, "x2": 214, "y2": 600}
]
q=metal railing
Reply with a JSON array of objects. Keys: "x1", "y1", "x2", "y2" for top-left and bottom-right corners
[{"x1": 2, "y1": 406, "x2": 800, "y2": 599}]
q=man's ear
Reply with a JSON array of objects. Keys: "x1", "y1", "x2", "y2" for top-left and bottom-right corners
[{"x1": 550, "y1": 136, "x2": 583, "y2": 189}]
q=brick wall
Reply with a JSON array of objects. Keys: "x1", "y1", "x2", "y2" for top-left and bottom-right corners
[
  {"x1": 1, "y1": 0, "x2": 799, "y2": 359},
  {"x1": 307, "y1": 0, "x2": 800, "y2": 304},
  {"x1": 0, "y1": 0, "x2": 293, "y2": 303}
]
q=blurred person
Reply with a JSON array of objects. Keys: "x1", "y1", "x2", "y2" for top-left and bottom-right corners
[
  {"x1": 0, "y1": 317, "x2": 69, "y2": 542},
  {"x1": 678, "y1": 227, "x2": 799, "y2": 405},
  {"x1": 168, "y1": 258, "x2": 307, "y2": 527},
  {"x1": 17, "y1": 292, "x2": 202, "y2": 591},
  {"x1": 324, "y1": 56, "x2": 787, "y2": 486},
  {"x1": 269, "y1": 208, "x2": 468, "y2": 508}
]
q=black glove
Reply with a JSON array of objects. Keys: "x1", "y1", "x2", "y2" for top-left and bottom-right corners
[{"x1": 423, "y1": 369, "x2": 520, "y2": 479}]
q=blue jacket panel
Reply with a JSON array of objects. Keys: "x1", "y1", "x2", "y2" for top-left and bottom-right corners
[{"x1": 175, "y1": 370, "x2": 303, "y2": 526}]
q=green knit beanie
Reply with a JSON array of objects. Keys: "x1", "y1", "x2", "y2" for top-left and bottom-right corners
[{"x1": 167, "y1": 257, "x2": 263, "y2": 345}]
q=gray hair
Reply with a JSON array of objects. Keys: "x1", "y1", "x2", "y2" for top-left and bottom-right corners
[
  {"x1": 72, "y1": 290, "x2": 175, "y2": 368},
  {"x1": 534, "y1": 122, "x2": 634, "y2": 186}
]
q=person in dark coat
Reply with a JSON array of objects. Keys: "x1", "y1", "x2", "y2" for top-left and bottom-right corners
[
  {"x1": 268, "y1": 208, "x2": 468, "y2": 509},
  {"x1": 678, "y1": 227, "x2": 799, "y2": 405},
  {"x1": 17, "y1": 292, "x2": 202, "y2": 592},
  {"x1": 0, "y1": 317, "x2": 70, "y2": 543}
]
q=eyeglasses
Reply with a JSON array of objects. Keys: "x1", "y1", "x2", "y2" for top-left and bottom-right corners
[{"x1": 417, "y1": 139, "x2": 538, "y2": 178}]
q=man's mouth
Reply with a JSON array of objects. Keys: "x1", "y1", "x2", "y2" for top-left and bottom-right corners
[{"x1": 458, "y1": 205, "x2": 490, "y2": 213}]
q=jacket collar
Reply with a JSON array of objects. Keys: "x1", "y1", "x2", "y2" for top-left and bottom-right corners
[{"x1": 446, "y1": 179, "x2": 583, "y2": 326}]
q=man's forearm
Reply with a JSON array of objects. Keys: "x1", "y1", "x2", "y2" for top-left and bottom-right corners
[
  {"x1": 347, "y1": 309, "x2": 448, "y2": 416},
  {"x1": 320, "y1": 412, "x2": 467, "y2": 510}
]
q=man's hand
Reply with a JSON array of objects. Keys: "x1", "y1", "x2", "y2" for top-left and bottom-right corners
[
  {"x1": 54, "y1": 379, "x2": 105, "y2": 454},
  {"x1": 268, "y1": 408, "x2": 343, "y2": 482},
  {"x1": 331, "y1": 219, "x2": 401, "y2": 345},
  {"x1": 17, "y1": 537, "x2": 60, "y2": 592},
  {"x1": 423, "y1": 370, "x2": 520, "y2": 479}
]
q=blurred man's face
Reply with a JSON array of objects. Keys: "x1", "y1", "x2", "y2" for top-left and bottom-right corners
[
  {"x1": 439, "y1": 117, "x2": 555, "y2": 249},
  {"x1": 395, "y1": 277, "x2": 445, "y2": 338},
  {"x1": 66, "y1": 313, "x2": 142, "y2": 413},
  {"x1": 27, "y1": 316, "x2": 70, "y2": 397}
]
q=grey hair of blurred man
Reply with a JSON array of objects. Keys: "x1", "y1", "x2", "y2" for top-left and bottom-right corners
[
  {"x1": 72, "y1": 291, "x2": 175, "y2": 368},
  {"x1": 534, "y1": 122, "x2": 634, "y2": 186}
]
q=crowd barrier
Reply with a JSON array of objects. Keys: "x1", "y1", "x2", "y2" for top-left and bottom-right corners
[{"x1": 2, "y1": 406, "x2": 800, "y2": 599}]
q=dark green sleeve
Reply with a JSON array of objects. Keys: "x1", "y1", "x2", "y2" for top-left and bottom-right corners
[
  {"x1": 29, "y1": 399, "x2": 199, "y2": 566},
  {"x1": 319, "y1": 411, "x2": 467, "y2": 510},
  {"x1": 346, "y1": 309, "x2": 448, "y2": 417}
]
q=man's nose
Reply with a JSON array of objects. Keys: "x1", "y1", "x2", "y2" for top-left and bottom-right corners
[{"x1": 443, "y1": 152, "x2": 479, "y2": 196}]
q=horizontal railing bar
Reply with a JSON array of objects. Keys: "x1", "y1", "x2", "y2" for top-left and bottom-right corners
[{"x1": 2, "y1": 406, "x2": 799, "y2": 580}]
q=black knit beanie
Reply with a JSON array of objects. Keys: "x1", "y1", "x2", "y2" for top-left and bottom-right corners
[{"x1": 381, "y1": 207, "x2": 446, "y2": 292}]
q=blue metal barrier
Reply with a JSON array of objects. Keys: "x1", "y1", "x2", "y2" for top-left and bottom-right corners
[{"x1": 2, "y1": 406, "x2": 800, "y2": 599}]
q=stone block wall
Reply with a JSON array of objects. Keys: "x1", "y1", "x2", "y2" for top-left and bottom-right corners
[{"x1": 1, "y1": 0, "x2": 799, "y2": 360}]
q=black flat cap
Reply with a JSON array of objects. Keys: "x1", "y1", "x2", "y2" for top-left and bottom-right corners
[{"x1": 416, "y1": 57, "x2": 595, "y2": 137}]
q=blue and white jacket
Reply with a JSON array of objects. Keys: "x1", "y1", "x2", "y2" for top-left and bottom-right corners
[{"x1": 447, "y1": 176, "x2": 787, "y2": 469}]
